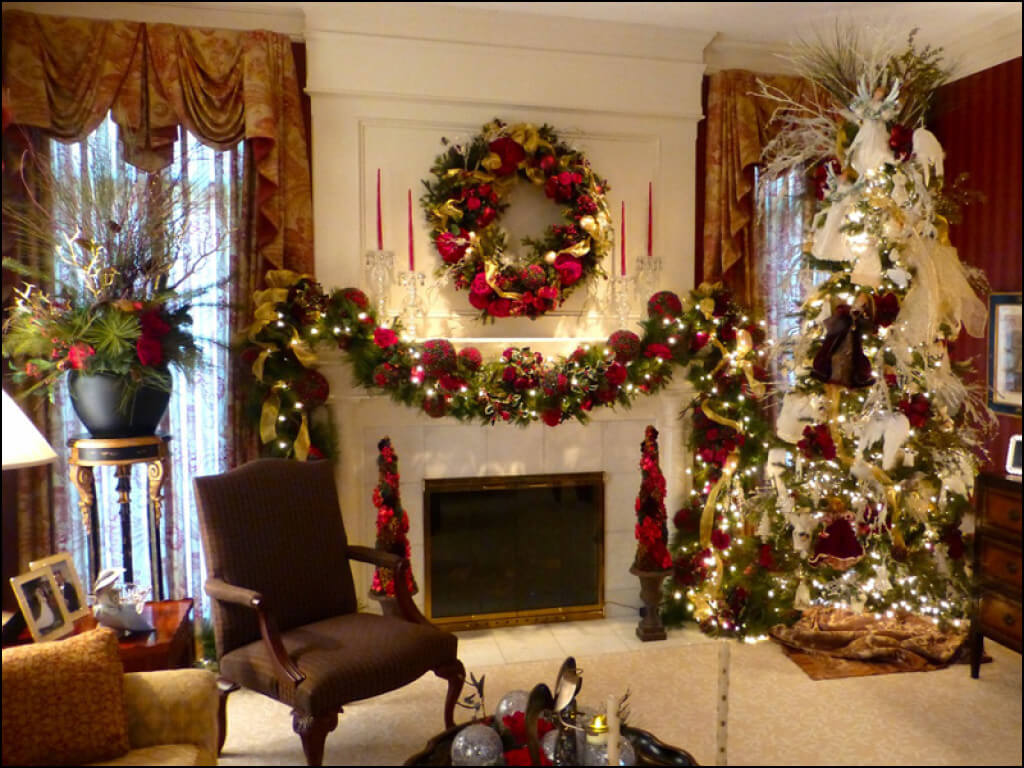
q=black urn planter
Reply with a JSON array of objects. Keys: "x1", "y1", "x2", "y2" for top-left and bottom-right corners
[{"x1": 68, "y1": 372, "x2": 171, "y2": 438}]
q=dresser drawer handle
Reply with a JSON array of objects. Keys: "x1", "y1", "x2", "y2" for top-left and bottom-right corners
[{"x1": 1004, "y1": 613, "x2": 1017, "y2": 627}]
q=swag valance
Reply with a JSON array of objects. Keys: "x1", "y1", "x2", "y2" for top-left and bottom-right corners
[{"x1": 2, "y1": 9, "x2": 312, "y2": 273}]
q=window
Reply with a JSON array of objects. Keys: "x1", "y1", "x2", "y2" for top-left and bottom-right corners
[{"x1": 51, "y1": 117, "x2": 240, "y2": 613}]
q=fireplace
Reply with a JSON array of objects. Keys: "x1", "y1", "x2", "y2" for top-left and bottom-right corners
[{"x1": 424, "y1": 472, "x2": 604, "y2": 630}]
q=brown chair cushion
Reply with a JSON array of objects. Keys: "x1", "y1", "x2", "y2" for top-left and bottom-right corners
[
  {"x1": 219, "y1": 613, "x2": 458, "y2": 716},
  {"x1": 195, "y1": 459, "x2": 359, "y2": 657},
  {"x1": 1, "y1": 628, "x2": 131, "y2": 765}
]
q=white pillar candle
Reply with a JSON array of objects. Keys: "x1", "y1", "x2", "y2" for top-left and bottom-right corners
[{"x1": 607, "y1": 694, "x2": 619, "y2": 766}]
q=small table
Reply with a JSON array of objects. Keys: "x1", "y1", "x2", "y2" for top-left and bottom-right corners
[
  {"x1": 76, "y1": 598, "x2": 195, "y2": 673},
  {"x1": 67, "y1": 435, "x2": 171, "y2": 598}
]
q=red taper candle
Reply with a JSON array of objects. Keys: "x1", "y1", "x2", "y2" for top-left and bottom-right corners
[
  {"x1": 407, "y1": 189, "x2": 415, "y2": 271},
  {"x1": 620, "y1": 200, "x2": 626, "y2": 276},
  {"x1": 376, "y1": 169, "x2": 383, "y2": 250}
]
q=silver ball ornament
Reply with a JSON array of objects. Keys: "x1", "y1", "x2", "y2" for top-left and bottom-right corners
[
  {"x1": 494, "y1": 689, "x2": 530, "y2": 721},
  {"x1": 450, "y1": 723, "x2": 503, "y2": 766}
]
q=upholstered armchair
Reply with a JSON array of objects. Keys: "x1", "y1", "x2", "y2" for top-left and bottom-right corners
[{"x1": 194, "y1": 458, "x2": 465, "y2": 766}]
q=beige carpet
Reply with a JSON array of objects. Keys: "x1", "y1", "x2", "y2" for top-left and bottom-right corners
[{"x1": 219, "y1": 638, "x2": 1022, "y2": 766}]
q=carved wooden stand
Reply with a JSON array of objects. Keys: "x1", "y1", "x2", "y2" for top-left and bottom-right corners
[{"x1": 630, "y1": 566, "x2": 671, "y2": 641}]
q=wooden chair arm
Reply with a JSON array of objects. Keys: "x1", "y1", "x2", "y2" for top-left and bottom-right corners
[
  {"x1": 346, "y1": 545, "x2": 431, "y2": 626},
  {"x1": 204, "y1": 578, "x2": 306, "y2": 689}
]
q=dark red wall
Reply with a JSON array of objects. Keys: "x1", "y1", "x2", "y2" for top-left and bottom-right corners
[{"x1": 933, "y1": 58, "x2": 1023, "y2": 474}]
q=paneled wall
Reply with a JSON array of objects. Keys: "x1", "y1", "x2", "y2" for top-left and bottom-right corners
[{"x1": 933, "y1": 58, "x2": 1023, "y2": 473}]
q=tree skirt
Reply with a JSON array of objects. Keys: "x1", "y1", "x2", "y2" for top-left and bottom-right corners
[{"x1": 769, "y1": 606, "x2": 972, "y2": 681}]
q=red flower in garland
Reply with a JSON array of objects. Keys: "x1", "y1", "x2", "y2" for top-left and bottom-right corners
[
  {"x1": 373, "y1": 327, "x2": 398, "y2": 349},
  {"x1": 608, "y1": 330, "x2": 642, "y2": 363},
  {"x1": 605, "y1": 361, "x2": 627, "y2": 387},
  {"x1": 436, "y1": 231, "x2": 471, "y2": 264},
  {"x1": 554, "y1": 253, "x2": 583, "y2": 286},
  {"x1": 644, "y1": 343, "x2": 672, "y2": 361}
]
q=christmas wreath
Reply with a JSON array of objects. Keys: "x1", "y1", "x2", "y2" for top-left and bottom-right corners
[{"x1": 422, "y1": 119, "x2": 613, "y2": 321}]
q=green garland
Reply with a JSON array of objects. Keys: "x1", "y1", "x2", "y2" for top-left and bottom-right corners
[{"x1": 241, "y1": 272, "x2": 771, "y2": 460}]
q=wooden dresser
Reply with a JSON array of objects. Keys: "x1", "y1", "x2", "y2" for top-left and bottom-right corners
[{"x1": 970, "y1": 473, "x2": 1022, "y2": 677}]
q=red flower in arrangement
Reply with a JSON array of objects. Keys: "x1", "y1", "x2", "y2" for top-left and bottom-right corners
[
  {"x1": 798, "y1": 424, "x2": 837, "y2": 461},
  {"x1": 553, "y1": 253, "x2": 583, "y2": 286},
  {"x1": 488, "y1": 136, "x2": 526, "y2": 176},
  {"x1": 538, "y1": 154, "x2": 557, "y2": 173},
  {"x1": 470, "y1": 271, "x2": 493, "y2": 297},
  {"x1": 889, "y1": 123, "x2": 914, "y2": 160},
  {"x1": 295, "y1": 369, "x2": 330, "y2": 407},
  {"x1": 139, "y1": 309, "x2": 172, "y2": 337},
  {"x1": 135, "y1": 335, "x2": 163, "y2": 366},
  {"x1": 422, "y1": 338, "x2": 457, "y2": 378},
  {"x1": 340, "y1": 287, "x2": 369, "y2": 309},
  {"x1": 436, "y1": 231, "x2": 471, "y2": 264},
  {"x1": 502, "y1": 711, "x2": 555, "y2": 746},
  {"x1": 710, "y1": 528, "x2": 732, "y2": 551},
  {"x1": 488, "y1": 298, "x2": 513, "y2": 318},
  {"x1": 541, "y1": 408, "x2": 563, "y2": 427},
  {"x1": 68, "y1": 342, "x2": 96, "y2": 370},
  {"x1": 647, "y1": 291, "x2": 684, "y2": 319},
  {"x1": 478, "y1": 206, "x2": 497, "y2": 227},
  {"x1": 898, "y1": 393, "x2": 930, "y2": 428},
  {"x1": 633, "y1": 425, "x2": 673, "y2": 570},
  {"x1": 605, "y1": 361, "x2": 627, "y2": 387},
  {"x1": 644, "y1": 343, "x2": 672, "y2": 361},
  {"x1": 439, "y1": 373, "x2": 467, "y2": 393},
  {"x1": 373, "y1": 326, "x2": 398, "y2": 349}
]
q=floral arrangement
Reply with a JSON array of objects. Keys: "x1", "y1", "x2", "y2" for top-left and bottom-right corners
[
  {"x1": 632, "y1": 425, "x2": 672, "y2": 571},
  {"x1": 370, "y1": 437, "x2": 417, "y2": 598},
  {"x1": 242, "y1": 272, "x2": 744, "y2": 458},
  {"x1": 2, "y1": 143, "x2": 222, "y2": 404},
  {"x1": 422, "y1": 119, "x2": 612, "y2": 320}
]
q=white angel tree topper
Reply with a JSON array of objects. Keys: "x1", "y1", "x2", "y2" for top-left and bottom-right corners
[{"x1": 749, "y1": 30, "x2": 995, "y2": 635}]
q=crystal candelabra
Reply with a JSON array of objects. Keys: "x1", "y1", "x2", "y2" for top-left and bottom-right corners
[
  {"x1": 611, "y1": 275, "x2": 633, "y2": 329},
  {"x1": 636, "y1": 254, "x2": 662, "y2": 302},
  {"x1": 364, "y1": 250, "x2": 394, "y2": 321},
  {"x1": 397, "y1": 270, "x2": 427, "y2": 339}
]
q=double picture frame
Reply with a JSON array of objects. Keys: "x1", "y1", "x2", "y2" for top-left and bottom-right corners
[{"x1": 10, "y1": 552, "x2": 89, "y2": 642}]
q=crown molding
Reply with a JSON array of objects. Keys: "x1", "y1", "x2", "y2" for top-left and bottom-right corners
[{"x1": 943, "y1": 16, "x2": 1022, "y2": 82}]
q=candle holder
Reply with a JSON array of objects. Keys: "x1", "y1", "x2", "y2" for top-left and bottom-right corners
[
  {"x1": 611, "y1": 276, "x2": 633, "y2": 330},
  {"x1": 636, "y1": 254, "x2": 662, "y2": 302},
  {"x1": 398, "y1": 270, "x2": 427, "y2": 339},
  {"x1": 364, "y1": 250, "x2": 394, "y2": 322},
  {"x1": 578, "y1": 273, "x2": 605, "y2": 320}
]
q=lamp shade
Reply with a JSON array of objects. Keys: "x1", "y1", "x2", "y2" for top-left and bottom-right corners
[{"x1": 2, "y1": 390, "x2": 58, "y2": 469}]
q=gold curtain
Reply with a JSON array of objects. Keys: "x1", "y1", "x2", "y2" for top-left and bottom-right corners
[
  {"x1": 702, "y1": 70, "x2": 816, "y2": 310},
  {"x1": 2, "y1": 9, "x2": 313, "y2": 275}
]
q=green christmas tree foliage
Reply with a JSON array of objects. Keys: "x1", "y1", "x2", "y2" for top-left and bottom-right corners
[{"x1": 748, "y1": 31, "x2": 994, "y2": 633}]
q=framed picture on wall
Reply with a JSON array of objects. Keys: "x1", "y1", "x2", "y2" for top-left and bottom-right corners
[
  {"x1": 988, "y1": 292, "x2": 1023, "y2": 417},
  {"x1": 29, "y1": 552, "x2": 89, "y2": 621}
]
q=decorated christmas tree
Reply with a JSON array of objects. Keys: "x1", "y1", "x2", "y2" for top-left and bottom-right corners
[
  {"x1": 370, "y1": 437, "x2": 418, "y2": 598},
  {"x1": 740, "y1": 30, "x2": 992, "y2": 635}
]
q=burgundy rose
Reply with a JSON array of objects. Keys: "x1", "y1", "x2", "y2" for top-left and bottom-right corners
[
  {"x1": 537, "y1": 285, "x2": 559, "y2": 302},
  {"x1": 477, "y1": 206, "x2": 497, "y2": 227},
  {"x1": 340, "y1": 287, "x2": 369, "y2": 308},
  {"x1": 438, "y1": 373, "x2": 466, "y2": 393},
  {"x1": 605, "y1": 361, "x2": 627, "y2": 387},
  {"x1": 488, "y1": 299, "x2": 513, "y2": 318},
  {"x1": 469, "y1": 291, "x2": 491, "y2": 310},
  {"x1": 710, "y1": 528, "x2": 732, "y2": 551},
  {"x1": 465, "y1": 196, "x2": 481, "y2": 211},
  {"x1": 554, "y1": 253, "x2": 583, "y2": 285},
  {"x1": 647, "y1": 291, "x2": 684, "y2": 319},
  {"x1": 436, "y1": 231, "x2": 469, "y2": 264},
  {"x1": 889, "y1": 124, "x2": 914, "y2": 160},
  {"x1": 136, "y1": 335, "x2": 163, "y2": 366},
  {"x1": 541, "y1": 408, "x2": 562, "y2": 427},
  {"x1": 538, "y1": 154, "x2": 556, "y2": 173},
  {"x1": 458, "y1": 347, "x2": 483, "y2": 371},
  {"x1": 488, "y1": 136, "x2": 526, "y2": 176},
  {"x1": 295, "y1": 369, "x2": 330, "y2": 406},
  {"x1": 139, "y1": 310, "x2": 171, "y2": 337},
  {"x1": 470, "y1": 272, "x2": 492, "y2": 296},
  {"x1": 373, "y1": 327, "x2": 399, "y2": 349},
  {"x1": 644, "y1": 343, "x2": 672, "y2": 361}
]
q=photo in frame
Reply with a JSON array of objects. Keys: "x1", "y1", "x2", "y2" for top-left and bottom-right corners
[
  {"x1": 10, "y1": 568, "x2": 73, "y2": 642},
  {"x1": 988, "y1": 292, "x2": 1023, "y2": 416},
  {"x1": 29, "y1": 552, "x2": 89, "y2": 621}
]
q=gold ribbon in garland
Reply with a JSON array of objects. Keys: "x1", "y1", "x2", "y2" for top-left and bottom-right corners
[
  {"x1": 260, "y1": 391, "x2": 281, "y2": 445},
  {"x1": 699, "y1": 450, "x2": 739, "y2": 551},
  {"x1": 484, "y1": 258, "x2": 524, "y2": 300},
  {"x1": 701, "y1": 401, "x2": 744, "y2": 434},
  {"x1": 294, "y1": 413, "x2": 311, "y2": 461}
]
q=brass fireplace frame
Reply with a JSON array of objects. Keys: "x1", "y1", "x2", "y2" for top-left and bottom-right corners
[{"x1": 423, "y1": 472, "x2": 605, "y2": 631}]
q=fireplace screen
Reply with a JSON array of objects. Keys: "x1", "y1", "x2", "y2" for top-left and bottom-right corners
[{"x1": 424, "y1": 472, "x2": 604, "y2": 630}]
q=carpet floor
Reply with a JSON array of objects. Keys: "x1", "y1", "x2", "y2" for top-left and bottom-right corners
[{"x1": 218, "y1": 633, "x2": 1022, "y2": 766}]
